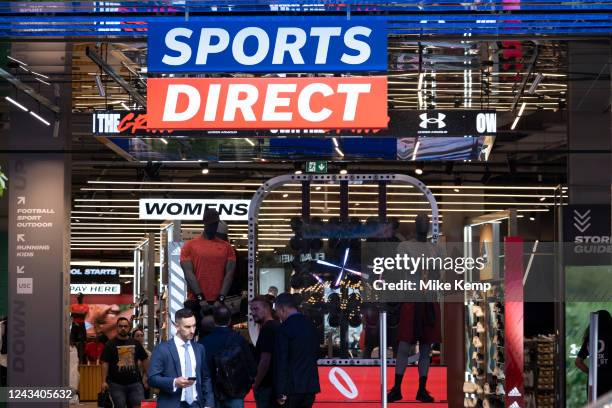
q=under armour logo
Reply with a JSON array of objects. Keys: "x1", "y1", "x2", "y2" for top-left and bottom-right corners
[{"x1": 419, "y1": 113, "x2": 446, "y2": 129}]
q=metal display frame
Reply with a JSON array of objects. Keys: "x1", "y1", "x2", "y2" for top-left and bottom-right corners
[{"x1": 247, "y1": 173, "x2": 440, "y2": 406}]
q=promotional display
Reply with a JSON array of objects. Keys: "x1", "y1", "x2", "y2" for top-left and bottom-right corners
[
  {"x1": 146, "y1": 76, "x2": 388, "y2": 130},
  {"x1": 93, "y1": 110, "x2": 495, "y2": 137},
  {"x1": 147, "y1": 17, "x2": 387, "y2": 73}
]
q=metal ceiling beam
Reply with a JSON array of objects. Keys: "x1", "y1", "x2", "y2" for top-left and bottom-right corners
[
  {"x1": 0, "y1": 67, "x2": 60, "y2": 113},
  {"x1": 86, "y1": 46, "x2": 146, "y2": 108}
]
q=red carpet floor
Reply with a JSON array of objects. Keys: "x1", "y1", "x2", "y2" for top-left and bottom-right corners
[{"x1": 245, "y1": 366, "x2": 448, "y2": 407}]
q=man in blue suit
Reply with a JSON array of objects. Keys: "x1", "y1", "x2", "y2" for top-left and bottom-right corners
[{"x1": 148, "y1": 308, "x2": 215, "y2": 408}]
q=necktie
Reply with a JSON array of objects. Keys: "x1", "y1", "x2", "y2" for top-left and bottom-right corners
[{"x1": 184, "y1": 342, "x2": 195, "y2": 404}]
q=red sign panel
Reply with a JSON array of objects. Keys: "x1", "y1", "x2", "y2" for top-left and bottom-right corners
[
  {"x1": 244, "y1": 366, "x2": 447, "y2": 403},
  {"x1": 146, "y1": 77, "x2": 388, "y2": 130}
]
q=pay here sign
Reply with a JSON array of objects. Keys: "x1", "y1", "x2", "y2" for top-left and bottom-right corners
[{"x1": 146, "y1": 77, "x2": 388, "y2": 130}]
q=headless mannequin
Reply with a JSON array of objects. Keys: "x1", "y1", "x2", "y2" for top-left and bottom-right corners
[{"x1": 388, "y1": 214, "x2": 435, "y2": 403}]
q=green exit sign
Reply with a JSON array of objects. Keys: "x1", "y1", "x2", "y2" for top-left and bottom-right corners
[{"x1": 306, "y1": 161, "x2": 327, "y2": 173}]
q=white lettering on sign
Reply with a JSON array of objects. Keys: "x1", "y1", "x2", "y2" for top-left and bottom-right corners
[
  {"x1": 162, "y1": 26, "x2": 372, "y2": 67},
  {"x1": 70, "y1": 268, "x2": 118, "y2": 276},
  {"x1": 92, "y1": 113, "x2": 121, "y2": 134},
  {"x1": 139, "y1": 199, "x2": 250, "y2": 220},
  {"x1": 70, "y1": 284, "x2": 121, "y2": 295},
  {"x1": 476, "y1": 113, "x2": 497, "y2": 133},
  {"x1": 16, "y1": 278, "x2": 33, "y2": 295}
]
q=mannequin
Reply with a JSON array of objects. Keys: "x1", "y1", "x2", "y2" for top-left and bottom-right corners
[
  {"x1": 387, "y1": 214, "x2": 440, "y2": 403},
  {"x1": 180, "y1": 209, "x2": 236, "y2": 316}
]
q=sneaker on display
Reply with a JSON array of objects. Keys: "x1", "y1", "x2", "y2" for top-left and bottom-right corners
[{"x1": 473, "y1": 336, "x2": 483, "y2": 349}]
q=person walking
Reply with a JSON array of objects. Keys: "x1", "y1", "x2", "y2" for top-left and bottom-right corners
[
  {"x1": 199, "y1": 305, "x2": 256, "y2": 408},
  {"x1": 250, "y1": 296, "x2": 280, "y2": 408},
  {"x1": 273, "y1": 293, "x2": 320, "y2": 408},
  {"x1": 100, "y1": 318, "x2": 149, "y2": 408},
  {"x1": 148, "y1": 308, "x2": 214, "y2": 408}
]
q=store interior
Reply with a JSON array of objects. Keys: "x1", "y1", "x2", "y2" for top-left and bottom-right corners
[{"x1": 0, "y1": 3, "x2": 610, "y2": 408}]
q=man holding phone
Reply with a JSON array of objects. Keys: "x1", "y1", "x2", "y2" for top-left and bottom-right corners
[{"x1": 148, "y1": 308, "x2": 214, "y2": 408}]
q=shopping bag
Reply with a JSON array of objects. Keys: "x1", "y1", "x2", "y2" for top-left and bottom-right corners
[
  {"x1": 97, "y1": 390, "x2": 114, "y2": 408},
  {"x1": 141, "y1": 401, "x2": 156, "y2": 408}
]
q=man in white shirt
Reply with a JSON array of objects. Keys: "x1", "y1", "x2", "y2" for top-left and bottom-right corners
[{"x1": 149, "y1": 308, "x2": 214, "y2": 408}]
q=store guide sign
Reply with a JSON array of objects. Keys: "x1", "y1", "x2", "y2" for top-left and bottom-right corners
[
  {"x1": 146, "y1": 16, "x2": 388, "y2": 131},
  {"x1": 139, "y1": 198, "x2": 250, "y2": 220}
]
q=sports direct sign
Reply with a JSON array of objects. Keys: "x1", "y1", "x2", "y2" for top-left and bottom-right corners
[
  {"x1": 146, "y1": 77, "x2": 388, "y2": 130},
  {"x1": 147, "y1": 17, "x2": 387, "y2": 72}
]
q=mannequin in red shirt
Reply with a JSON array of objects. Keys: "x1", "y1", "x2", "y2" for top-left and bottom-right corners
[{"x1": 180, "y1": 209, "x2": 236, "y2": 313}]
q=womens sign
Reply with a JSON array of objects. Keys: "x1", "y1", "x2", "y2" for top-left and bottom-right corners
[
  {"x1": 147, "y1": 17, "x2": 387, "y2": 72},
  {"x1": 146, "y1": 77, "x2": 388, "y2": 130}
]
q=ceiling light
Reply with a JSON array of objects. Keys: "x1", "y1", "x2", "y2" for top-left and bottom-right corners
[
  {"x1": 95, "y1": 74, "x2": 105, "y2": 97},
  {"x1": 332, "y1": 137, "x2": 339, "y2": 148},
  {"x1": 201, "y1": 162, "x2": 210, "y2": 175},
  {"x1": 339, "y1": 164, "x2": 348, "y2": 175},
  {"x1": 245, "y1": 138, "x2": 255, "y2": 146},
  {"x1": 528, "y1": 73, "x2": 543, "y2": 94},
  {"x1": 415, "y1": 163, "x2": 424, "y2": 176},
  {"x1": 294, "y1": 162, "x2": 303, "y2": 174},
  {"x1": 5, "y1": 96, "x2": 28, "y2": 111},
  {"x1": 31, "y1": 71, "x2": 49, "y2": 80},
  {"x1": 315, "y1": 186, "x2": 322, "y2": 191},
  {"x1": 121, "y1": 102, "x2": 130, "y2": 110},
  {"x1": 518, "y1": 102, "x2": 527, "y2": 117},
  {"x1": 453, "y1": 188, "x2": 460, "y2": 193},
  {"x1": 529, "y1": 216, "x2": 536, "y2": 221},
  {"x1": 35, "y1": 77, "x2": 51, "y2": 86},
  {"x1": 7, "y1": 55, "x2": 26, "y2": 65},
  {"x1": 29, "y1": 111, "x2": 50, "y2": 126},
  {"x1": 282, "y1": 193, "x2": 289, "y2": 198},
  {"x1": 412, "y1": 140, "x2": 420, "y2": 161},
  {"x1": 160, "y1": 138, "x2": 168, "y2": 145},
  {"x1": 539, "y1": 196, "x2": 546, "y2": 202},
  {"x1": 335, "y1": 147, "x2": 345, "y2": 157},
  {"x1": 510, "y1": 115, "x2": 521, "y2": 130}
]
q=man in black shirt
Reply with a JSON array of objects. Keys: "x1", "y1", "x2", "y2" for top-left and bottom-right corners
[
  {"x1": 251, "y1": 295, "x2": 280, "y2": 408},
  {"x1": 101, "y1": 317, "x2": 149, "y2": 408},
  {"x1": 274, "y1": 293, "x2": 320, "y2": 408}
]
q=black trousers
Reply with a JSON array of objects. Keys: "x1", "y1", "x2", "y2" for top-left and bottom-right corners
[{"x1": 287, "y1": 394, "x2": 315, "y2": 408}]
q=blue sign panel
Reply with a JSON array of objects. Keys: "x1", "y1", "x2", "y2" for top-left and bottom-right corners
[{"x1": 147, "y1": 16, "x2": 387, "y2": 73}]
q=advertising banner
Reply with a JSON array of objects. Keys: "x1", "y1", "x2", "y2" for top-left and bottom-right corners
[
  {"x1": 147, "y1": 17, "x2": 387, "y2": 73},
  {"x1": 70, "y1": 267, "x2": 120, "y2": 283},
  {"x1": 146, "y1": 77, "x2": 388, "y2": 130},
  {"x1": 92, "y1": 110, "x2": 496, "y2": 137}
]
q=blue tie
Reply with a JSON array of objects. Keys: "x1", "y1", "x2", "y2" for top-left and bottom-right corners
[{"x1": 184, "y1": 342, "x2": 194, "y2": 404}]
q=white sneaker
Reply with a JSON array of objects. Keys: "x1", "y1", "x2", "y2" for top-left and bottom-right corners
[{"x1": 473, "y1": 336, "x2": 483, "y2": 349}]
